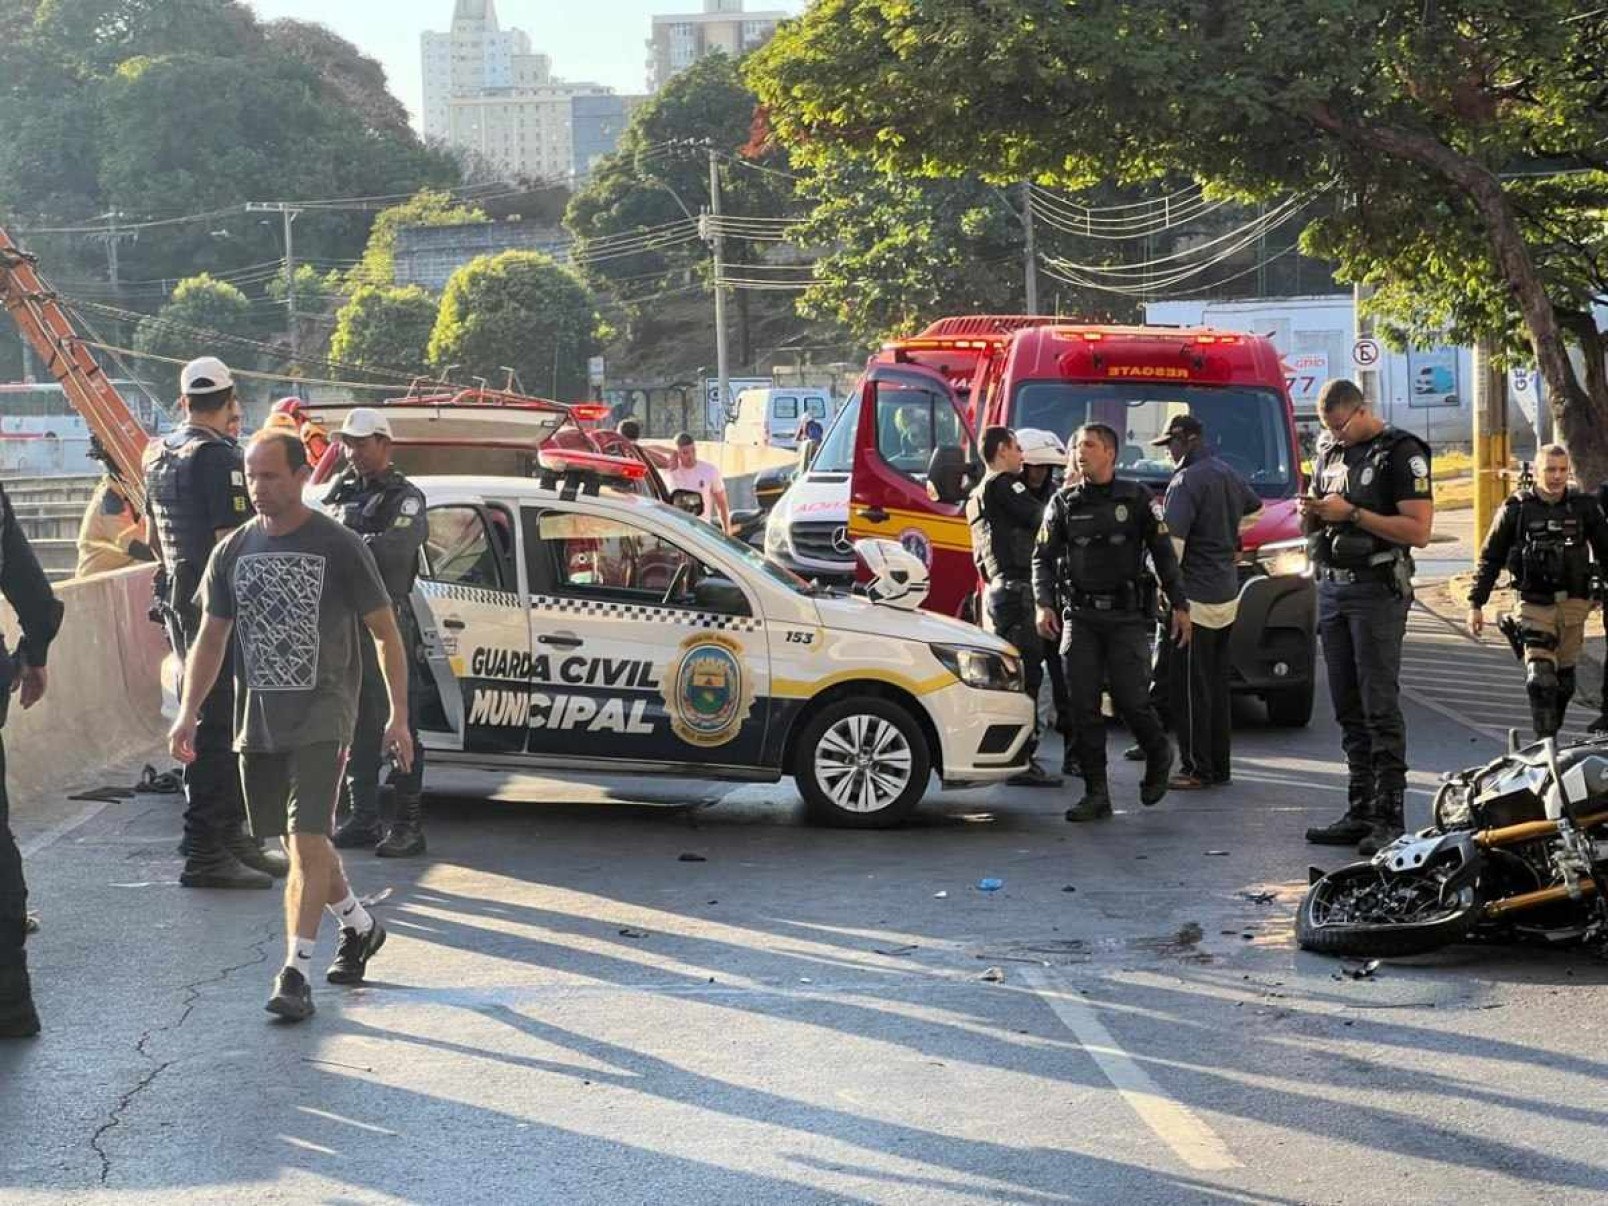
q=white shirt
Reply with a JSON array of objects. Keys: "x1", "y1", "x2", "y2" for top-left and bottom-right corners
[{"x1": 666, "y1": 458, "x2": 726, "y2": 524}]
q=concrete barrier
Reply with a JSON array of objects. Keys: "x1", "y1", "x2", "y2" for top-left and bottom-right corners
[{"x1": 0, "y1": 564, "x2": 167, "y2": 802}]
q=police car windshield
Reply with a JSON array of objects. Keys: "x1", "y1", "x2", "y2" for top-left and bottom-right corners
[
  {"x1": 1010, "y1": 382, "x2": 1296, "y2": 497},
  {"x1": 652, "y1": 501, "x2": 816, "y2": 593}
]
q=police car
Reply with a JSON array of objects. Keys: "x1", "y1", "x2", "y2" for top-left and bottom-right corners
[{"x1": 402, "y1": 462, "x2": 1035, "y2": 826}]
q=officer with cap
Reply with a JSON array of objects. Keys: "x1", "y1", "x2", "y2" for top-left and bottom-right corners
[
  {"x1": 325, "y1": 408, "x2": 431, "y2": 857},
  {"x1": 145, "y1": 356, "x2": 284, "y2": 888},
  {"x1": 1034, "y1": 422, "x2": 1191, "y2": 821},
  {"x1": 967, "y1": 425, "x2": 1061, "y2": 786},
  {"x1": 1301, "y1": 379, "x2": 1434, "y2": 855},
  {"x1": 1468, "y1": 443, "x2": 1608, "y2": 738}
]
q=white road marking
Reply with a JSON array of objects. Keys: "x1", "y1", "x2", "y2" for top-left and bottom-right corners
[
  {"x1": 1024, "y1": 969, "x2": 1242, "y2": 1172},
  {"x1": 17, "y1": 799, "x2": 114, "y2": 858}
]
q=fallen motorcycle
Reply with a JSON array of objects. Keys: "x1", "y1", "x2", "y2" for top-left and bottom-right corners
[{"x1": 1298, "y1": 734, "x2": 1608, "y2": 958}]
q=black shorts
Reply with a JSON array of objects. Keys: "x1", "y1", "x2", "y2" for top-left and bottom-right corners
[{"x1": 240, "y1": 742, "x2": 348, "y2": 838}]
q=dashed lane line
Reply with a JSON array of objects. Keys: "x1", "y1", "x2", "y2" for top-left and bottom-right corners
[{"x1": 1023, "y1": 968, "x2": 1242, "y2": 1173}]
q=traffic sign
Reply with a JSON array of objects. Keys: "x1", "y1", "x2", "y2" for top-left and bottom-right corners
[{"x1": 1351, "y1": 338, "x2": 1381, "y2": 369}]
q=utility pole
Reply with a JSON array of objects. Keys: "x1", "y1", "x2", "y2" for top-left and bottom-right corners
[
  {"x1": 92, "y1": 211, "x2": 136, "y2": 344},
  {"x1": 1021, "y1": 182, "x2": 1038, "y2": 314},
  {"x1": 1352, "y1": 280, "x2": 1378, "y2": 406},
  {"x1": 704, "y1": 147, "x2": 730, "y2": 435},
  {"x1": 1471, "y1": 335, "x2": 1509, "y2": 547},
  {"x1": 246, "y1": 201, "x2": 303, "y2": 364}
]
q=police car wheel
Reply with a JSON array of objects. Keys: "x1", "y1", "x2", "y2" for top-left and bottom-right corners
[{"x1": 795, "y1": 698, "x2": 929, "y2": 828}]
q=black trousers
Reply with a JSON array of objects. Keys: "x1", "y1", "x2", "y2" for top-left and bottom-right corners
[
  {"x1": 174, "y1": 613, "x2": 246, "y2": 848},
  {"x1": 1064, "y1": 609, "x2": 1167, "y2": 777},
  {"x1": 1167, "y1": 621, "x2": 1233, "y2": 782},
  {"x1": 986, "y1": 581, "x2": 1045, "y2": 750},
  {"x1": 346, "y1": 634, "x2": 424, "y2": 820},
  {"x1": 0, "y1": 737, "x2": 25, "y2": 970},
  {"x1": 1318, "y1": 580, "x2": 1410, "y2": 797}
]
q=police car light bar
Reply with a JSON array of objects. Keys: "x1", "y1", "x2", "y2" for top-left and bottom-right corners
[
  {"x1": 537, "y1": 448, "x2": 648, "y2": 479},
  {"x1": 567, "y1": 403, "x2": 612, "y2": 422}
]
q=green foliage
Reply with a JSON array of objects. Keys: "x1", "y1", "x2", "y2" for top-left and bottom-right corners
[
  {"x1": 329, "y1": 285, "x2": 437, "y2": 377},
  {"x1": 350, "y1": 190, "x2": 489, "y2": 289},
  {"x1": 132, "y1": 272, "x2": 254, "y2": 365},
  {"x1": 428, "y1": 252, "x2": 602, "y2": 402}
]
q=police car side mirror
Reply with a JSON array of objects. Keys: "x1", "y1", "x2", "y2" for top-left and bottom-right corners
[
  {"x1": 670, "y1": 488, "x2": 704, "y2": 517},
  {"x1": 926, "y1": 444, "x2": 973, "y2": 505},
  {"x1": 693, "y1": 576, "x2": 748, "y2": 615}
]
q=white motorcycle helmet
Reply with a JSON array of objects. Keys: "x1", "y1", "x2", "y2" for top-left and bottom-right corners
[
  {"x1": 1015, "y1": 428, "x2": 1066, "y2": 467},
  {"x1": 854, "y1": 537, "x2": 930, "y2": 611}
]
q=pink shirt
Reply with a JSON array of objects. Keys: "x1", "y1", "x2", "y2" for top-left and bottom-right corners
[{"x1": 665, "y1": 458, "x2": 726, "y2": 524}]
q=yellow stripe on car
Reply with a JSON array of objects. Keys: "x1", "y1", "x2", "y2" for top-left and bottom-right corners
[{"x1": 771, "y1": 669, "x2": 955, "y2": 699}]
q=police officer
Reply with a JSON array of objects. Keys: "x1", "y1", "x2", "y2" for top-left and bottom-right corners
[
  {"x1": 1019, "y1": 430, "x2": 1075, "y2": 767},
  {"x1": 1033, "y1": 422, "x2": 1190, "y2": 821},
  {"x1": 967, "y1": 425, "x2": 1061, "y2": 787},
  {"x1": 145, "y1": 357, "x2": 283, "y2": 888},
  {"x1": 0, "y1": 482, "x2": 64, "y2": 1037},
  {"x1": 325, "y1": 408, "x2": 430, "y2": 857},
  {"x1": 1302, "y1": 379, "x2": 1434, "y2": 855},
  {"x1": 1468, "y1": 444, "x2": 1608, "y2": 738}
]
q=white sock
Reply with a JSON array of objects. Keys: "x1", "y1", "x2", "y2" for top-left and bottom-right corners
[
  {"x1": 328, "y1": 892, "x2": 374, "y2": 935},
  {"x1": 287, "y1": 934, "x2": 314, "y2": 981}
]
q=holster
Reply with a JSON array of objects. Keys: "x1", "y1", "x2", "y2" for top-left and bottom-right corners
[{"x1": 1496, "y1": 613, "x2": 1526, "y2": 663}]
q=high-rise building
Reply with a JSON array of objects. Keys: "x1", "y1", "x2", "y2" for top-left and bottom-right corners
[
  {"x1": 421, "y1": 1, "x2": 626, "y2": 182},
  {"x1": 646, "y1": 0, "x2": 786, "y2": 93}
]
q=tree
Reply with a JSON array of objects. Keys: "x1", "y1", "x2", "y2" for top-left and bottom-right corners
[
  {"x1": 261, "y1": 18, "x2": 412, "y2": 140},
  {"x1": 748, "y1": 2, "x2": 1608, "y2": 481},
  {"x1": 350, "y1": 189, "x2": 489, "y2": 289},
  {"x1": 428, "y1": 252, "x2": 602, "y2": 401},
  {"x1": 132, "y1": 272, "x2": 254, "y2": 364},
  {"x1": 329, "y1": 285, "x2": 437, "y2": 377}
]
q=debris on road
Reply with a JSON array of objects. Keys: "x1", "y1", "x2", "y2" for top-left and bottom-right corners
[
  {"x1": 874, "y1": 943, "x2": 919, "y2": 956},
  {"x1": 1061, "y1": 885, "x2": 1077, "y2": 893},
  {"x1": 1335, "y1": 959, "x2": 1382, "y2": 981},
  {"x1": 1237, "y1": 890, "x2": 1278, "y2": 904},
  {"x1": 933, "y1": 890, "x2": 948, "y2": 899},
  {"x1": 358, "y1": 887, "x2": 393, "y2": 908},
  {"x1": 976, "y1": 877, "x2": 1004, "y2": 892},
  {"x1": 618, "y1": 927, "x2": 649, "y2": 939},
  {"x1": 1205, "y1": 849, "x2": 1231, "y2": 857},
  {"x1": 678, "y1": 852, "x2": 708, "y2": 862},
  {"x1": 979, "y1": 966, "x2": 1005, "y2": 983}
]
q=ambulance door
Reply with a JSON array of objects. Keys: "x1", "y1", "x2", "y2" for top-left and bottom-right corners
[
  {"x1": 414, "y1": 500, "x2": 529, "y2": 755},
  {"x1": 520, "y1": 504, "x2": 771, "y2": 772},
  {"x1": 848, "y1": 363, "x2": 977, "y2": 616}
]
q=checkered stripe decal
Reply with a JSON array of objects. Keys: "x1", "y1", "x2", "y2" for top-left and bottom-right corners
[
  {"x1": 418, "y1": 580, "x2": 522, "y2": 609},
  {"x1": 529, "y1": 593, "x2": 763, "y2": 632}
]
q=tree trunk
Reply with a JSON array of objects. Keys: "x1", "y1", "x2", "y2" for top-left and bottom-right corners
[{"x1": 1307, "y1": 106, "x2": 1608, "y2": 486}]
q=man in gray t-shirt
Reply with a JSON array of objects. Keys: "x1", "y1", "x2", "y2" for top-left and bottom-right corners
[{"x1": 171, "y1": 430, "x2": 414, "y2": 1024}]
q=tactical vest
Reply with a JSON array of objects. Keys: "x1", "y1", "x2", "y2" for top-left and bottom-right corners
[
  {"x1": 324, "y1": 467, "x2": 423, "y2": 601},
  {"x1": 1310, "y1": 426, "x2": 1422, "y2": 569},
  {"x1": 146, "y1": 425, "x2": 233, "y2": 588},
  {"x1": 1056, "y1": 479, "x2": 1148, "y2": 593},
  {"x1": 1506, "y1": 491, "x2": 1594, "y2": 600},
  {"x1": 966, "y1": 472, "x2": 1036, "y2": 582}
]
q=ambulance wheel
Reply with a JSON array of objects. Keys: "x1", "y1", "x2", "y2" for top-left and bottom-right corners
[{"x1": 796, "y1": 698, "x2": 929, "y2": 828}]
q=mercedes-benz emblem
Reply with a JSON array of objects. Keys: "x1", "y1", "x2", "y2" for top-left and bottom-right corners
[{"x1": 831, "y1": 525, "x2": 853, "y2": 555}]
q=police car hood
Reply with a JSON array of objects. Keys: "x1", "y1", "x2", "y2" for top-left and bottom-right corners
[{"x1": 808, "y1": 592, "x2": 1017, "y2": 652}]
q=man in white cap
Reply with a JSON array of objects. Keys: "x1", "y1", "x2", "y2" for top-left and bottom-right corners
[
  {"x1": 322, "y1": 408, "x2": 431, "y2": 857},
  {"x1": 145, "y1": 356, "x2": 286, "y2": 889}
]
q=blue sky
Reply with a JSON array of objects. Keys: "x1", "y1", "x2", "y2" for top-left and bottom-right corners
[{"x1": 246, "y1": 0, "x2": 806, "y2": 128}]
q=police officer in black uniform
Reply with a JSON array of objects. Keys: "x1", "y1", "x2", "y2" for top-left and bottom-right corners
[
  {"x1": 145, "y1": 357, "x2": 283, "y2": 889},
  {"x1": 1033, "y1": 422, "x2": 1190, "y2": 821},
  {"x1": 967, "y1": 426, "x2": 1060, "y2": 787},
  {"x1": 1302, "y1": 379, "x2": 1434, "y2": 855},
  {"x1": 0, "y1": 482, "x2": 65, "y2": 1038},
  {"x1": 325, "y1": 408, "x2": 431, "y2": 857},
  {"x1": 1468, "y1": 444, "x2": 1608, "y2": 738}
]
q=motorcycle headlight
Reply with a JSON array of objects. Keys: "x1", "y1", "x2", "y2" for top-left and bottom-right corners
[
  {"x1": 1251, "y1": 537, "x2": 1310, "y2": 579},
  {"x1": 931, "y1": 643, "x2": 1024, "y2": 692}
]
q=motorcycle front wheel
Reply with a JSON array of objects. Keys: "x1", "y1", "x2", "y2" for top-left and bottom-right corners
[{"x1": 1297, "y1": 861, "x2": 1482, "y2": 958}]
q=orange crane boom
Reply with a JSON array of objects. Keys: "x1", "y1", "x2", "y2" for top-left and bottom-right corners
[{"x1": 0, "y1": 224, "x2": 151, "y2": 510}]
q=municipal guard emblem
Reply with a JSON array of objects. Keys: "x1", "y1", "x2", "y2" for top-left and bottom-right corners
[
  {"x1": 1115, "y1": 504, "x2": 1129, "y2": 522},
  {"x1": 663, "y1": 634, "x2": 754, "y2": 747},
  {"x1": 1409, "y1": 455, "x2": 1429, "y2": 479},
  {"x1": 1360, "y1": 467, "x2": 1375, "y2": 486}
]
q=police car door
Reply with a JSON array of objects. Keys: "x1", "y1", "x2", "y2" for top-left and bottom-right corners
[
  {"x1": 520, "y1": 502, "x2": 770, "y2": 772},
  {"x1": 413, "y1": 500, "x2": 529, "y2": 755}
]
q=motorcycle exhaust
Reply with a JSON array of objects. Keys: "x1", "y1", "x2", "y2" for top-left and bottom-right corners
[
  {"x1": 1483, "y1": 879, "x2": 1599, "y2": 919},
  {"x1": 1474, "y1": 808, "x2": 1608, "y2": 850}
]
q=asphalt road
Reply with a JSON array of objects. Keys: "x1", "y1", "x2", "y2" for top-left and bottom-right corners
[{"x1": 5, "y1": 604, "x2": 1608, "y2": 1204}]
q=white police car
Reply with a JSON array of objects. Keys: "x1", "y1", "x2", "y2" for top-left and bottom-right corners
[{"x1": 404, "y1": 464, "x2": 1035, "y2": 826}]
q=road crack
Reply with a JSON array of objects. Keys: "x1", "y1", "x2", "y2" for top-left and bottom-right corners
[{"x1": 88, "y1": 925, "x2": 275, "y2": 1185}]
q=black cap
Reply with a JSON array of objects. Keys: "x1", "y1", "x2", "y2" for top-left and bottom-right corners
[{"x1": 1150, "y1": 414, "x2": 1204, "y2": 446}]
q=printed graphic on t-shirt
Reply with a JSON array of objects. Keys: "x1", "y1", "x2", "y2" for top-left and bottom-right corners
[{"x1": 233, "y1": 552, "x2": 326, "y2": 691}]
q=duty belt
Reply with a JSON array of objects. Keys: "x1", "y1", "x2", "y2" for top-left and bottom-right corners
[
  {"x1": 1067, "y1": 587, "x2": 1138, "y2": 613},
  {"x1": 1313, "y1": 549, "x2": 1403, "y2": 585}
]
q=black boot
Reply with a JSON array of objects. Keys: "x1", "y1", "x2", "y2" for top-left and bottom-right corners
[
  {"x1": 1140, "y1": 741, "x2": 1174, "y2": 807},
  {"x1": 1357, "y1": 789, "x2": 1405, "y2": 856},
  {"x1": 1, "y1": 922, "x2": 40, "y2": 1039},
  {"x1": 180, "y1": 839, "x2": 273, "y2": 890},
  {"x1": 332, "y1": 783, "x2": 383, "y2": 851},
  {"x1": 1559, "y1": 667, "x2": 1577, "y2": 732},
  {"x1": 223, "y1": 825, "x2": 289, "y2": 879},
  {"x1": 375, "y1": 793, "x2": 426, "y2": 858},
  {"x1": 1061, "y1": 745, "x2": 1082, "y2": 778},
  {"x1": 1306, "y1": 781, "x2": 1374, "y2": 846},
  {"x1": 1065, "y1": 772, "x2": 1113, "y2": 822}
]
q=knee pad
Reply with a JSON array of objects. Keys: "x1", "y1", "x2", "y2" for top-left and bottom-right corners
[{"x1": 1527, "y1": 659, "x2": 1559, "y2": 702}]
